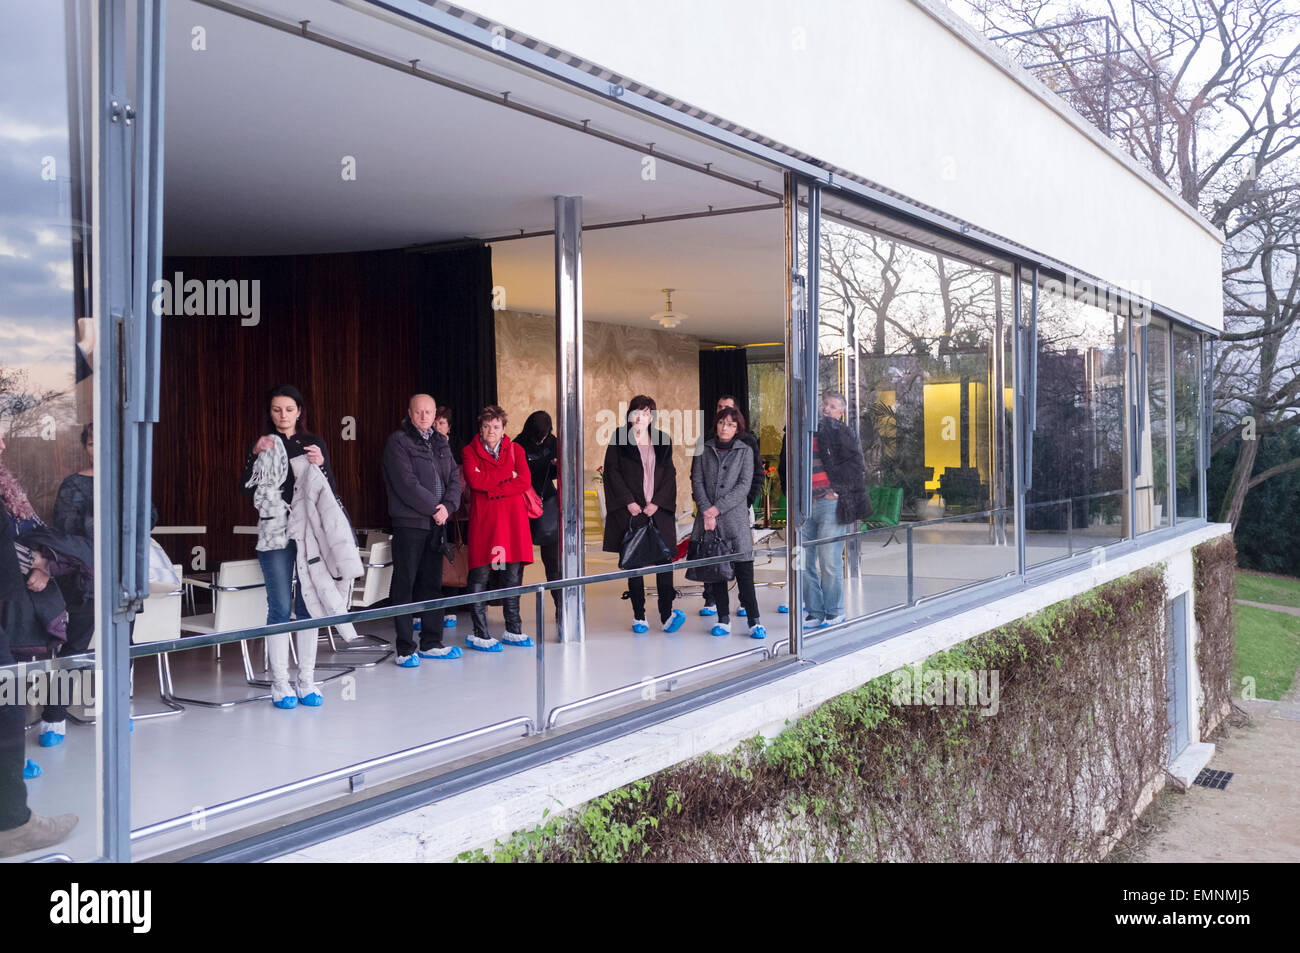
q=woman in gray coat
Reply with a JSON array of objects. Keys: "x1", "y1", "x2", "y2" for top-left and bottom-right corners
[{"x1": 690, "y1": 407, "x2": 764, "y2": 639}]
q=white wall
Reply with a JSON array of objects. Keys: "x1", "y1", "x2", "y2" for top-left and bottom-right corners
[{"x1": 455, "y1": 0, "x2": 1224, "y2": 330}]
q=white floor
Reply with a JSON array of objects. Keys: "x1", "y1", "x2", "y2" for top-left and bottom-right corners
[{"x1": 9, "y1": 526, "x2": 1109, "y2": 861}]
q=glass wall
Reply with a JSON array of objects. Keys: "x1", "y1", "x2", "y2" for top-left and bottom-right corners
[
  {"x1": 1, "y1": 0, "x2": 101, "y2": 862},
  {"x1": 1135, "y1": 320, "x2": 1171, "y2": 534},
  {"x1": 1173, "y1": 329, "x2": 1203, "y2": 522},
  {"x1": 1026, "y1": 276, "x2": 1129, "y2": 564},
  {"x1": 808, "y1": 199, "x2": 1017, "y2": 627}
]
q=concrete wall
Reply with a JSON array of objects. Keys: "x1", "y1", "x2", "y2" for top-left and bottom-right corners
[{"x1": 456, "y1": 0, "x2": 1224, "y2": 329}]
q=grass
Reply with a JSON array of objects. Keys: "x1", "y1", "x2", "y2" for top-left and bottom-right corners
[
  {"x1": 1233, "y1": 603, "x2": 1300, "y2": 700},
  {"x1": 1236, "y1": 570, "x2": 1300, "y2": 610}
]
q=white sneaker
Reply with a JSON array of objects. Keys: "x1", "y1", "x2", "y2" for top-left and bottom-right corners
[{"x1": 821, "y1": 614, "x2": 846, "y2": 627}]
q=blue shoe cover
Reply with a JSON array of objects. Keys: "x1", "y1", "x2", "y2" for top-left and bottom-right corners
[
  {"x1": 272, "y1": 696, "x2": 298, "y2": 710},
  {"x1": 710, "y1": 623, "x2": 731, "y2": 637},
  {"x1": 499, "y1": 634, "x2": 534, "y2": 648},
  {"x1": 23, "y1": 760, "x2": 42, "y2": 780},
  {"x1": 443, "y1": 616, "x2": 458, "y2": 628},
  {"x1": 38, "y1": 731, "x2": 64, "y2": 748},
  {"x1": 466, "y1": 636, "x2": 504, "y2": 653},
  {"x1": 298, "y1": 692, "x2": 324, "y2": 707},
  {"x1": 663, "y1": 610, "x2": 686, "y2": 633},
  {"x1": 749, "y1": 625, "x2": 767, "y2": 640},
  {"x1": 737, "y1": 607, "x2": 747, "y2": 617},
  {"x1": 778, "y1": 605, "x2": 790, "y2": 613},
  {"x1": 419, "y1": 646, "x2": 463, "y2": 660},
  {"x1": 395, "y1": 654, "x2": 421, "y2": 668},
  {"x1": 699, "y1": 605, "x2": 717, "y2": 616},
  {"x1": 631, "y1": 620, "x2": 649, "y2": 633}
]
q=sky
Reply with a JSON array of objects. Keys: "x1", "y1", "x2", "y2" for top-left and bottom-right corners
[{"x1": 0, "y1": 1, "x2": 83, "y2": 404}]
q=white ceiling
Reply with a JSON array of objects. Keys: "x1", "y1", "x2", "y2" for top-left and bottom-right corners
[{"x1": 162, "y1": 0, "x2": 786, "y2": 342}]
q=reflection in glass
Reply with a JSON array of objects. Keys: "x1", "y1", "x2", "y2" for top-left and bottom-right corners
[
  {"x1": 809, "y1": 204, "x2": 1017, "y2": 622},
  {"x1": 0, "y1": 0, "x2": 98, "y2": 861},
  {"x1": 1027, "y1": 279, "x2": 1129, "y2": 564},
  {"x1": 1136, "y1": 323, "x2": 1170, "y2": 533},
  {"x1": 1173, "y1": 331, "x2": 1202, "y2": 522}
]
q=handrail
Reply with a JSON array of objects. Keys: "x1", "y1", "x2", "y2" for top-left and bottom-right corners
[
  {"x1": 805, "y1": 505, "x2": 1016, "y2": 547},
  {"x1": 130, "y1": 547, "x2": 752, "y2": 659},
  {"x1": 130, "y1": 716, "x2": 535, "y2": 841},
  {"x1": 545, "y1": 645, "x2": 771, "y2": 729}
]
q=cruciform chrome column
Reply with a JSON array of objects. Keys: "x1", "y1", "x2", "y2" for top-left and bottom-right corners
[{"x1": 555, "y1": 195, "x2": 585, "y2": 642}]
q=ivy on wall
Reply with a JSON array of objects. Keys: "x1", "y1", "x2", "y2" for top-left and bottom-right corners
[
  {"x1": 1193, "y1": 535, "x2": 1237, "y2": 736},
  {"x1": 461, "y1": 569, "x2": 1172, "y2": 863}
]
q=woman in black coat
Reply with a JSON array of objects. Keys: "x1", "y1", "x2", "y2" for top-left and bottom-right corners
[
  {"x1": 518, "y1": 411, "x2": 561, "y2": 614},
  {"x1": 601, "y1": 396, "x2": 685, "y2": 634}
]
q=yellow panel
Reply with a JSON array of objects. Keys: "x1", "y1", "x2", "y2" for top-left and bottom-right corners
[{"x1": 922, "y1": 381, "x2": 962, "y2": 491}]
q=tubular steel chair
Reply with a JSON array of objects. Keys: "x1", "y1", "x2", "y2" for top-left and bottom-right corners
[
  {"x1": 132, "y1": 567, "x2": 186, "y2": 720},
  {"x1": 865, "y1": 487, "x2": 904, "y2": 546},
  {"x1": 318, "y1": 539, "x2": 395, "y2": 668}
]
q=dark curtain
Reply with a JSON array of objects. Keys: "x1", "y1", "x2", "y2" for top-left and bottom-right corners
[
  {"x1": 415, "y1": 243, "x2": 497, "y2": 455},
  {"x1": 699, "y1": 348, "x2": 750, "y2": 429}
]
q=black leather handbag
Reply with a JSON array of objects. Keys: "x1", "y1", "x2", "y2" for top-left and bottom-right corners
[
  {"x1": 685, "y1": 529, "x2": 735, "y2": 583},
  {"x1": 618, "y1": 514, "x2": 671, "y2": 570},
  {"x1": 530, "y1": 493, "x2": 560, "y2": 546}
]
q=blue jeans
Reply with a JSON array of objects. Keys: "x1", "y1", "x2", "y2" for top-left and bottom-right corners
[
  {"x1": 804, "y1": 497, "x2": 849, "y2": 621},
  {"x1": 257, "y1": 541, "x2": 310, "y2": 625},
  {"x1": 257, "y1": 542, "x2": 318, "y2": 699}
]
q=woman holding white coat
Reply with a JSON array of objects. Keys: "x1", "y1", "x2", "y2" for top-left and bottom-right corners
[{"x1": 241, "y1": 384, "x2": 347, "y2": 710}]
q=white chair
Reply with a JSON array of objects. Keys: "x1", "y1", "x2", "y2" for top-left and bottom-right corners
[
  {"x1": 319, "y1": 540, "x2": 395, "y2": 667},
  {"x1": 352, "y1": 539, "x2": 393, "y2": 608},
  {"x1": 132, "y1": 566, "x2": 186, "y2": 720},
  {"x1": 173, "y1": 559, "x2": 275, "y2": 707}
]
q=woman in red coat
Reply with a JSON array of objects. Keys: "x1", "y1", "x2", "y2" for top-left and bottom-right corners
[{"x1": 461, "y1": 405, "x2": 534, "y2": 651}]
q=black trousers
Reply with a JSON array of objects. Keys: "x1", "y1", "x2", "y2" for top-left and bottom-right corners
[
  {"x1": 539, "y1": 539, "x2": 562, "y2": 609},
  {"x1": 705, "y1": 560, "x2": 759, "y2": 626},
  {"x1": 628, "y1": 570, "x2": 676, "y2": 624},
  {"x1": 390, "y1": 524, "x2": 448, "y2": 657},
  {"x1": 42, "y1": 590, "x2": 95, "y2": 723},
  {"x1": 0, "y1": 633, "x2": 31, "y2": 831},
  {"x1": 467, "y1": 562, "x2": 525, "y2": 637}
]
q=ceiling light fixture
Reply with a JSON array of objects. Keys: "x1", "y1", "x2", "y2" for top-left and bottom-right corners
[{"x1": 651, "y1": 287, "x2": 688, "y2": 328}]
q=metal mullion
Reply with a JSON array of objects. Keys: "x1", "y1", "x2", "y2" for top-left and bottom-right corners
[
  {"x1": 97, "y1": 0, "x2": 130, "y2": 865},
  {"x1": 1012, "y1": 264, "x2": 1027, "y2": 578}
]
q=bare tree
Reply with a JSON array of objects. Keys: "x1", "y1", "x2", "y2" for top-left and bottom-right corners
[{"x1": 958, "y1": 0, "x2": 1300, "y2": 528}]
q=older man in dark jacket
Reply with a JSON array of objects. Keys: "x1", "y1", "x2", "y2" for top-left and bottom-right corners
[
  {"x1": 382, "y1": 394, "x2": 463, "y2": 665},
  {"x1": 806, "y1": 392, "x2": 869, "y2": 626},
  {"x1": 778, "y1": 393, "x2": 870, "y2": 627}
]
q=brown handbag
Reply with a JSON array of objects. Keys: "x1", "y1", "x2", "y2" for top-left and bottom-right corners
[{"x1": 443, "y1": 519, "x2": 469, "y2": 588}]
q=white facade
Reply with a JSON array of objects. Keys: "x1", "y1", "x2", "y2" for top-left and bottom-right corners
[{"x1": 454, "y1": 0, "x2": 1225, "y2": 329}]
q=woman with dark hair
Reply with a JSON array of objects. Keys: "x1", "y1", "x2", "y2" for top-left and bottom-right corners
[
  {"x1": 602, "y1": 395, "x2": 685, "y2": 634},
  {"x1": 691, "y1": 407, "x2": 764, "y2": 639},
  {"x1": 517, "y1": 410, "x2": 561, "y2": 614},
  {"x1": 461, "y1": 405, "x2": 534, "y2": 651},
  {"x1": 241, "y1": 384, "x2": 337, "y2": 709}
]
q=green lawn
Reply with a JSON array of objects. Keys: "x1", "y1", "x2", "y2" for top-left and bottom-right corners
[
  {"x1": 1233, "y1": 603, "x2": 1300, "y2": 701},
  {"x1": 1236, "y1": 570, "x2": 1300, "y2": 610}
]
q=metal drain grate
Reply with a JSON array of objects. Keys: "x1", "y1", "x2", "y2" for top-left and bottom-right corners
[{"x1": 1193, "y1": 769, "x2": 1234, "y2": 790}]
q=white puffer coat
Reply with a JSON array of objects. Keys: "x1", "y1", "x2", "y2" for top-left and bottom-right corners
[{"x1": 288, "y1": 455, "x2": 362, "y2": 640}]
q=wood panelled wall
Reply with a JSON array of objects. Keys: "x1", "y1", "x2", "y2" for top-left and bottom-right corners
[{"x1": 155, "y1": 250, "x2": 429, "y2": 567}]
